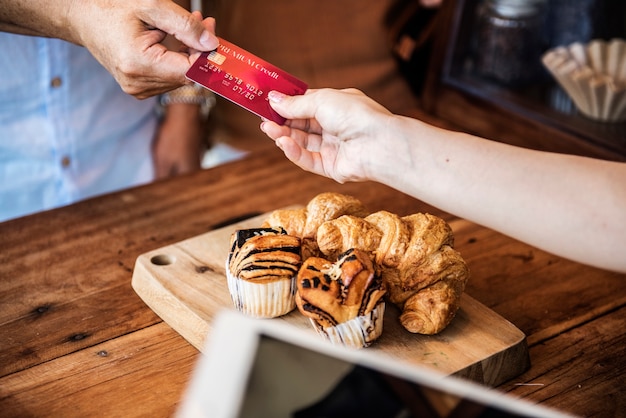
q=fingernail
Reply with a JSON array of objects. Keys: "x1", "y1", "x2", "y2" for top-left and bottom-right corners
[{"x1": 268, "y1": 91, "x2": 286, "y2": 103}]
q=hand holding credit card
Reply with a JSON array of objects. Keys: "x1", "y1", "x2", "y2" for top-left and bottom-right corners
[{"x1": 186, "y1": 37, "x2": 308, "y2": 124}]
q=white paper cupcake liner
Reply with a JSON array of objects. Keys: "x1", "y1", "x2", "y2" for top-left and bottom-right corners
[
  {"x1": 542, "y1": 38, "x2": 626, "y2": 122},
  {"x1": 225, "y1": 263, "x2": 297, "y2": 318},
  {"x1": 310, "y1": 302, "x2": 385, "y2": 349}
]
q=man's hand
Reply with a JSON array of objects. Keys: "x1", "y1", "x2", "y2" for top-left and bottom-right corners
[
  {"x1": 0, "y1": 0, "x2": 219, "y2": 98},
  {"x1": 69, "y1": 1, "x2": 218, "y2": 98}
]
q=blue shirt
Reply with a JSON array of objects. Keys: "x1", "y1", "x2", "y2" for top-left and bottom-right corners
[{"x1": 0, "y1": 35, "x2": 158, "y2": 222}]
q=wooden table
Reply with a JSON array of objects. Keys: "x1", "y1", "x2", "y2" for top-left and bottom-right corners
[{"x1": 1, "y1": 146, "x2": 624, "y2": 417}]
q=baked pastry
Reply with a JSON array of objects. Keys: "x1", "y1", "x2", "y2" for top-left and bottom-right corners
[
  {"x1": 262, "y1": 192, "x2": 368, "y2": 259},
  {"x1": 295, "y1": 248, "x2": 386, "y2": 349},
  {"x1": 255, "y1": 192, "x2": 469, "y2": 336},
  {"x1": 316, "y1": 215, "x2": 382, "y2": 262},
  {"x1": 317, "y1": 211, "x2": 469, "y2": 334},
  {"x1": 226, "y1": 227, "x2": 301, "y2": 318}
]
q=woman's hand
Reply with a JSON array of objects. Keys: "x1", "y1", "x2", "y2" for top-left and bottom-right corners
[{"x1": 260, "y1": 88, "x2": 393, "y2": 184}]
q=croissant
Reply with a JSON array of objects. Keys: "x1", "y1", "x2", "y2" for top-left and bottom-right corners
[
  {"x1": 262, "y1": 193, "x2": 469, "y2": 335},
  {"x1": 364, "y1": 210, "x2": 411, "y2": 267},
  {"x1": 262, "y1": 192, "x2": 368, "y2": 258},
  {"x1": 317, "y1": 211, "x2": 469, "y2": 334},
  {"x1": 316, "y1": 215, "x2": 382, "y2": 262}
]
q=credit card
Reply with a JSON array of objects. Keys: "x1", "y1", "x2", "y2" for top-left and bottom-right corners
[{"x1": 186, "y1": 37, "x2": 308, "y2": 124}]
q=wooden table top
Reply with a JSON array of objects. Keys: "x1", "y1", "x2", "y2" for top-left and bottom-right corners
[{"x1": 1, "y1": 146, "x2": 624, "y2": 417}]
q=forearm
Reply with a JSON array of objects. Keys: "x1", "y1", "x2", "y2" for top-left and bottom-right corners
[
  {"x1": 0, "y1": 0, "x2": 76, "y2": 42},
  {"x1": 2, "y1": 0, "x2": 218, "y2": 98},
  {"x1": 153, "y1": 101, "x2": 206, "y2": 178},
  {"x1": 263, "y1": 88, "x2": 625, "y2": 272},
  {"x1": 377, "y1": 115, "x2": 626, "y2": 272}
]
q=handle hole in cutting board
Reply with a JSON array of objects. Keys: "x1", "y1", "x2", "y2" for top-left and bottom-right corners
[{"x1": 151, "y1": 254, "x2": 176, "y2": 266}]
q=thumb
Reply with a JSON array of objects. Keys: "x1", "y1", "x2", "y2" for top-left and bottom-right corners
[
  {"x1": 142, "y1": 3, "x2": 219, "y2": 51},
  {"x1": 268, "y1": 89, "x2": 319, "y2": 120}
]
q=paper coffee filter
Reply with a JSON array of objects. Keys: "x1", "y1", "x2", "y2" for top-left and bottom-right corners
[{"x1": 542, "y1": 38, "x2": 626, "y2": 122}]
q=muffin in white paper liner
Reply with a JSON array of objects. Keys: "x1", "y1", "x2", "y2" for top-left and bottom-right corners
[
  {"x1": 542, "y1": 38, "x2": 626, "y2": 122},
  {"x1": 309, "y1": 301, "x2": 385, "y2": 349},
  {"x1": 226, "y1": 262, "x2": 297, "y2": 318},
  {"x1": 296, "y1": 248, "x2": 387, "y2": 349},
  {"x1": 225, "y1": 227, "x2": 301, "y2": 319}
]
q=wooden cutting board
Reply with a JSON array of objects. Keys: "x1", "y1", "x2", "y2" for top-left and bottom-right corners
[{"x1": 132, "y1": 212, "x2": 529, "y2": 387}]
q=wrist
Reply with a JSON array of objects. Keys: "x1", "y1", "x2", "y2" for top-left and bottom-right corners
[
  {"x1": 162, "y1": 103, "x2": 204, "y2": 123},
  {"x1": 157, "y1": 84, "x2": 216, "y2": 121},
  {"x1": 367, "y1": 114, "x2": 419, "y2": 185}
]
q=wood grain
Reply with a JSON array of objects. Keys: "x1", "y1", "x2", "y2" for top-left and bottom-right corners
[
  {"x1": 448, "y1": 220, "x2": 626, "y2": 342},
  {"x1": 0, "y1": 322, "x2": 197, "y2": 418},
  {"x1": 498, "y1": 305, "x2": 626, "y2": 417}
]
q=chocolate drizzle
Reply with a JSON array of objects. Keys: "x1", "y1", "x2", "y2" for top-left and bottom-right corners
[
  {"x1": 227, "y1": 227, "x2": 302, "y2": 283},
  {"x1": 295, "y1": 248, "x2": 386, "y2": 329}
]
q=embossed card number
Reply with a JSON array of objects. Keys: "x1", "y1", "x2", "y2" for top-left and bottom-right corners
[{"x1": 186, "y1": 37, "x2": 308, "y2": 124}]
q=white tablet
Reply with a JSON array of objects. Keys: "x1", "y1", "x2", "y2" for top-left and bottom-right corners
[{"x1": 177, "y1": 310, "x2": 574, "y2": 418}]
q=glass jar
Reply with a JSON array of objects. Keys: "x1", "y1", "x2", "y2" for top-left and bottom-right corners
[{"x1": 473, "y1": 0, "x2": 547, "y2": 87}]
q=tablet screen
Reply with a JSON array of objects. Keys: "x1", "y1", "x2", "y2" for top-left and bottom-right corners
[
  {"x1": 238, "y1": 335, "x2": 532, "y2": 418},
  {"x1": 177, "y1": 312, "x2": 571, "y2": 418}
]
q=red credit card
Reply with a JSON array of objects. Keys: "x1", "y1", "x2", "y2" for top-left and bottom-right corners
[{"x1": 186, "y1": 37, "x2": 308, "y2": 124}]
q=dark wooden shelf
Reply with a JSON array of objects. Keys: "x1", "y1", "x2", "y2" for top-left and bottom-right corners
[
  {"x1": 443, "y1": 72, "x2": 626, "y2": 157},
  {"x1": 422, "y1": 0, "x2": 626, "y2": 161}
]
